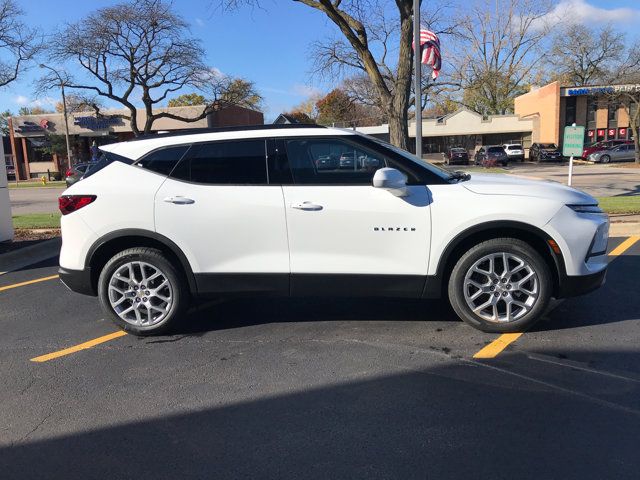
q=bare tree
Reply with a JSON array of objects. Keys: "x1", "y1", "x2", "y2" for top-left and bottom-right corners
[
  {"x1": 450, "y1": 0, "x2": 552, "y2": 116},
  {"x1": 0, "y1": 0, "x2": 40, "y2": 88},
  {"x1": 44, "y1": 0, "x2": 260, "y2": 136},
  {"x1": 545, "y1": 24, "x2": 625, "y2": 86}
]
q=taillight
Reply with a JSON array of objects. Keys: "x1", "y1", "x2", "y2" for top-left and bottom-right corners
[
  {"x1": 65, "y1": 169, "x2": 73, "y2": 177},
  {"x1": 59, "y1": 195, "x2": 96, "y2": 215}
]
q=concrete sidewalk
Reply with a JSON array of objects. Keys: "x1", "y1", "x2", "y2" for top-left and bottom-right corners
[{"x1": 0, "y1": 237, "x2": 61, "y2": 275}]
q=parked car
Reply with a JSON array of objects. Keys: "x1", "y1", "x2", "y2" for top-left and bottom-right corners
[
  {"x1": 316, "y1": 155, "x2": 339, "y2": 170},
  {"x1": 474, "y1": 146, "x2": 509, "y2": 167},
  {"x1": 339, "y1": 151, "x2": 356, "y2": 169},
  {"x1": 582, "y1": 139, "x2": 631, "y2": 159},
  {"x1": 503, "y1": 144, "x2": 525, "y2": 162},
  {"x1": 65, "y1": 162, "x2": 94, "y2": 187},
  {"x1": 4, "y1": 159, "x2": 15, "y2": 180},
  {"x1": 588, "y1": 143, "x2": 637, "y2": 163},
  {"x1": 445, "y1": 147, "x2": 469, "y2": 165},
  {"x1": 58, "y1": 124, "x2": 608, "y2": 336},
  {"x1": 529, "y1": 143, "x2": 562, "y2": 162}
]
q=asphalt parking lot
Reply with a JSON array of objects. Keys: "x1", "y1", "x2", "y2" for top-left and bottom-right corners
[{"x1": 0, "y1": 236, "x2": 638, "y2": 479}]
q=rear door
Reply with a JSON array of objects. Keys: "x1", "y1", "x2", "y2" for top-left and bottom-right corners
[
  {"x1": 277, "y1": 136, "x2": 431, "y2": 297},
  {"x1": 154, "y1": 139, "x2": 289, "y2": 295}
]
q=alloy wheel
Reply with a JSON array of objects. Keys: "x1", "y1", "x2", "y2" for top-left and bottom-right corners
[{"x1": 463, "y1": 252, "x2": 539, "y2": 323}]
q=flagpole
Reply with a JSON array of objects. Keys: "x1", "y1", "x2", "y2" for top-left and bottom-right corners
[{"x1": 413, "y1": 0, "x2": 422, "y2": 158}]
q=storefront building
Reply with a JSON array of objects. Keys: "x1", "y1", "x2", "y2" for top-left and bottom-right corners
[
  {"x1": 514, "y1": 81, "x2": 639, "y2": 147},
  {"x1": 8, "y1": 104, "x2": 263, "y2": 180},
  {"x1": 357, "y1": 108, "x2": 534, "y2": 155}
]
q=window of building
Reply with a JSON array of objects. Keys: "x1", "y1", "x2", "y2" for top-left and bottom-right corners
[
  {"x1": 608, "y1": 102, "x2": 618, "y2": 123},
  {"x1": 171, "y1": 140, "x2": 267, "y2": 184},
  {"x1": 284, "y1": 138, "x2": 387, "y2": 185},
  {"x1": 587, "y1": 99, "x2": 597, "y2": 123},
  {"x1": 136, "y1": 145, "x2": 190, "y2": 176},
  {"x1": 565, "y1": 96, "x2": 577, "y2": 126}
]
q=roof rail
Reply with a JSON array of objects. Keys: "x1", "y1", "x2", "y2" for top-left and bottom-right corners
[{"x1": 127, "y1": 123, "x2": 326, "y2": 141}]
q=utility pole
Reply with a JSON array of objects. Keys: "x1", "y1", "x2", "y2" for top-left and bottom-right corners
[
  {"x1": 413, "y1": 0, "x2": 422, "y2": 158},
  {"x1": 39, "y1": 64, "x2": 73, "y2": 170}
]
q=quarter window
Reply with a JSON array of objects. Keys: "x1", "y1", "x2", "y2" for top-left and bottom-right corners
[
  {"x1": 137, "y1": 145, "x2": 190, "y2": 176},
  {"x1": 171, "y1": 140, "x2": 267, "y2": 184},
  {"x1": 285, "y1": 138, "x2": 386, "y2": 185}
]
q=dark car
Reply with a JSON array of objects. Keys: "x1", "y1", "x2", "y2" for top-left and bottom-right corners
[
  {"x1": 582, "y1": 139, "x2": 631, "y2": 159},
  {"x1": 474, "y1": 146, "x2": 508, "y2": 167},
  {"x1": 65, "y1": 162, "x2": 94, "y2": 187},
  {"x1": 445, "y1": 147, "x2": 469, "y2": 165},
  {"x1": 529, "y1": 143, "x2": 562, "y2": 162},
  {"x1": 4, "y1": 159, "x2": 15, "y2": 180},
  {"x1": 315, "y1": 155, "x2": 339, "y2": 170}
]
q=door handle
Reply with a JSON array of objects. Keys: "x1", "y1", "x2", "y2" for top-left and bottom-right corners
[
  {"x1": 291, "y1": 201, "x2": 323, "y2": 211},
  {"x1": 163, "y1": 196, "x2": 195, "y2": 205}
]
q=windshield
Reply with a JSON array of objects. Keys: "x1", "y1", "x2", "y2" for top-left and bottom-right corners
[
  {"x1": 367, "y1": 137, "x2": 453, "y2": 181},
  {"x1": 540, "y1": 144, "x2": 557, "y2": 149},
  {"x1": 450, "y1": 148, "x2": 466, "y2": 153}
]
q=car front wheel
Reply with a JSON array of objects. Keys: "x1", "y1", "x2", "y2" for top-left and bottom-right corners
[
  {"x1": 98, "y1": 247, "x2": 189, "y2": 336},
  {"x1": 447, "y1": 238, "x2": 552, "y2": 333},
  {"x1": 600, "y1": 155, "x2": 610, "y2": 164}
]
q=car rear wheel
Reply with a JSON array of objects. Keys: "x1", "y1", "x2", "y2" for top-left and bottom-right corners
[
  {"x1": 98, "y1": 247, "x2": 189, "y2": 336},
  {"x1": 447, "y1": 238, "x2": 552, "y2": 333},
  {"x1": 600, "y1": 155, "x2": 610, "y2": 164}
]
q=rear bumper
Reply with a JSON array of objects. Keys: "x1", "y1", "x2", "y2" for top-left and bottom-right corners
[
  {"x1": 58, "y1": 266, "x2": 96, "y2": 296},
  {"x1": 557, "y1": 268, "x2": 606, "y2": 298}
]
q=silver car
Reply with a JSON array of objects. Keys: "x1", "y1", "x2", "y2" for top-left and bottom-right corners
[{"x1": 588, "y1": 143, "x2": 636, "y2": 163}]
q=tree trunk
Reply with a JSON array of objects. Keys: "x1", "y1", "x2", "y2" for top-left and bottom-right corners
[
  {"x1": 388, "y1": 5, "x2": 413, "y2": 152},
  {"x1": 634, "y1": 126, "x2": 639, "y2": 165}
]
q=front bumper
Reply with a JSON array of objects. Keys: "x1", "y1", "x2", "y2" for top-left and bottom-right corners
[
  {"x1": 58, "y1": 266, "x2": 96, "y2": 296},
  {"x1": 557, "y1": 268, "x2": 607, "y2": 298}
]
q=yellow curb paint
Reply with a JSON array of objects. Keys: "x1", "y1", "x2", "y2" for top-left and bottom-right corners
[
  {"x1": 0, "y1": 274, "x2": 59, "y2": 292},
  {"x1": 609, "y1": 236, "x2": 639, "y2": 257},
  {"x1": 473, "y1": 333, "x2": 523, "y2": 359},
  {"x1": 30, "y1": 331, "x2": 127, "y2": 363}
]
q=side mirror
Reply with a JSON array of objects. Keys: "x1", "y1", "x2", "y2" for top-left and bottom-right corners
[{"x1": 373, "y1": 168, "x2": 408, "y2": 197}]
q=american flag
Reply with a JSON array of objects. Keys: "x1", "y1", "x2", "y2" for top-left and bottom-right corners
[{"x1": 412, "y1": 29, "x2": 441, "y2": 79}]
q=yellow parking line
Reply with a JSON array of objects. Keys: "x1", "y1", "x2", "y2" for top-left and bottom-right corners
[
  {"x1": 473, "y1": 333, "x2": 523, "y2": 359},
  {"x1": 609, "y1": 236, "x2": 639, "y2": 257},
  {"x1": 30, "y1": 330, "x2": 127, "y2": 363},
  {"x1": 0, "y1": 274, "x2": 59, "y2": 292}
]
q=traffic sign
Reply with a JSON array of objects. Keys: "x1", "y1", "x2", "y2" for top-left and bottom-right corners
[{"x1": 562, "y1": 125, "x2": 585, "y2": 157}]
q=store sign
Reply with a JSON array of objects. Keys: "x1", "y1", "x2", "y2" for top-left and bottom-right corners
[
  {"x1": 15, "y1": 121, "x2": 44, "y2": 133},
  {"x1": 618, "y1": 128, "x2": 627, "y2": 138},
  {"x1": 608, "y1": 128, "x2": 616, "y2": 138},
  {"x1": 597, "y1": 129, "x2": 605, "y2": 137},
  {"x1": 587, "y1": 130, "x2": 594, "y2": 138},
  {"x1": 566, "y1": 85, "x2": 640, "y2": 96},
  {"x1": 73, "y1": 116, "x2": 122, "y2": 130}
]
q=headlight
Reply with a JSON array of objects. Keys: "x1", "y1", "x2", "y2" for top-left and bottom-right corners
[
  {"x1": 567, "y1": 204, "x2": 604, "y2": 214},
  {"x1": 588, "y1": 221, "x2": 610, "y2": 258}
]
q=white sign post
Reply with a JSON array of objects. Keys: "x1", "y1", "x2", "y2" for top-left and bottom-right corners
[
  {"x1": 0, "y1": 139, "x2": 14, "y2": 242},
  {"x1": 563, "y1": 123, "x2": 585, "y2": 187}
]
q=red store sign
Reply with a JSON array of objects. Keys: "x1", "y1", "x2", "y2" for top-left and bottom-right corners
[
  {"x1": 597, "y1": 129, "x2": 606, "y2": 137},
  {"x1": 608, "y1": 128, "x2": 616, "y2": 138},
  {"x1": 587, "y1": 130, "x2": 594, "y2": 138},
  {"x1": 618, "y1": 128, "x2": 627, "y2": 138}
]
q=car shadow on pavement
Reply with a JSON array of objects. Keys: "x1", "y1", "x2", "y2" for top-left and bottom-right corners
[
  {"x1": 2, "y1": 351, "x2": 639, "y2": 480},
  {"x1": 180, "y1": 296, "x2": 460, "y2": 336}
]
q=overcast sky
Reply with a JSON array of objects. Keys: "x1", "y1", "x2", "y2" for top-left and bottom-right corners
[{"x1": 1, "y1": 0, "x2": 639, "y2": 122}]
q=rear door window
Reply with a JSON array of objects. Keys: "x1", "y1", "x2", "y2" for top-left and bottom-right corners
[{"x1": 171, "y1": 140, "x2": 268, "y2": 184}]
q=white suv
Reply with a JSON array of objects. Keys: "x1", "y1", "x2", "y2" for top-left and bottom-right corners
[{"x1": 58, "y1": 125, "x2": 609, "y2": 335}]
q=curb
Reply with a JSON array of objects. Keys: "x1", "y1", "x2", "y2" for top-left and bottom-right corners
[
  {"x1": 0, "y1": 237, "x2": 61, "y2": 275},
  {"x1": 610, "y1": 222, "x2": 640, "y2": 237}
]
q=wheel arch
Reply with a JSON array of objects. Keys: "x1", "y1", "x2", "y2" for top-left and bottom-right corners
[
  {"x1": 425, "y1": 221, "x2": 566, "y2": 298},
  {"x1": 85, "y1": 229, "x2": 197, "y2": 296}
]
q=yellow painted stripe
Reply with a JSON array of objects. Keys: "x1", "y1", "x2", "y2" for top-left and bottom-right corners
[
  {"x1": 473, "y1": 333, "x2": 523, "y2": 359},
  {"x1": 0, "y1": 274, "x2": 59, "y2": 292},
  {"x1": 609, "y1": 236, "x2": 640, "y2": 257},
  {"x1": 30, "y1": 330, "x2": 127, "y2": 363}
]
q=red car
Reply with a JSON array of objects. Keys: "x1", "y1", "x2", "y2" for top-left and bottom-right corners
[{"x1": 582, "y1": 139, "x2": 631, "y2": 159}]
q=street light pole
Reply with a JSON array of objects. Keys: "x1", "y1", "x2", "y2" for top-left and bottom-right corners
[{"x1": 39, "y1": 64, "x2": 73, "y2": 170}]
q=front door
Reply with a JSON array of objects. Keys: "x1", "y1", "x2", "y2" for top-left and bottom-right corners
[
  {"x1": 279, "y1": 136, "x2": 432, "y2": 297},
  {"x1": 154, "y1": 139, "x2": 289, "y2": 295}
]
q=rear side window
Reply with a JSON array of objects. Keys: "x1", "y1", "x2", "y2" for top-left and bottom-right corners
[
  {"x1": 137, "y1": 145, "x2": 190, "y2": 176},
  {"x1": 171, "y1": 140, "x2": 267, "y2": 184},
  {"x1": 83, "y1": 151, "x2": 134, "y2": 180}
]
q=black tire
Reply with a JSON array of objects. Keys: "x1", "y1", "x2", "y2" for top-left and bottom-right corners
[
  {"x1": 447, "y1": 238, "x2": 552, "y2": 333},
  {"x1": 98, "y1": 247, "x2": 189, "y2": 336},
  {"x1": 600, "y1": 155, "x2": 610, "y2": 164}
]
